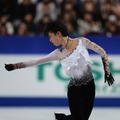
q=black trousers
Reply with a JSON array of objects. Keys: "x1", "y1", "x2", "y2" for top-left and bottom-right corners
[
  {"x1": 55, "y1": 79, "x2": 95, "y2": 120},
  {"x1": 67, "y1": 79, "x2": 95, "y2": 120}
]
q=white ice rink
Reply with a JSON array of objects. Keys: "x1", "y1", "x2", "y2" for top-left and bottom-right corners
[{"x1": 0, "y1": 107, "x2": 120, "y2": 120}]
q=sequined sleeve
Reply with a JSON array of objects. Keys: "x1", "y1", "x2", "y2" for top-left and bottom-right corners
[{"x1": 81, "y1": 37, "x2": 110, "y2": 74}]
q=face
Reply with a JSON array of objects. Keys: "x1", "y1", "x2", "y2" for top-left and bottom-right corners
[{"x1": 48, "y1": 32, "x2": 62, "y2": 46}]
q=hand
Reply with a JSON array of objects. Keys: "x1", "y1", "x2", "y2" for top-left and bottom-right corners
[
  {"x1": 104, "y1": 72, "x2": 115, "y2": 86},
  {"x1": 4, "y1": 64, "x2": 15, "y2": 71}
]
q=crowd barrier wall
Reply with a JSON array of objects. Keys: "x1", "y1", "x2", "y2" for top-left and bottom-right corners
[{"x1": 0, "y1": 35, "x2": 120, "y2": 107}]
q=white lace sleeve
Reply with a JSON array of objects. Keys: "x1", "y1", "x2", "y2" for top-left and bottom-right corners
[
  {"x1": 14, "y1": 49, "x2": 60, "y2": 69},
  {"x1": 81, "y1": 37, "x2": 106, "y2": 57},
  {"x1": 81, "y1": 37, "x2": 110, "y2": 74}
]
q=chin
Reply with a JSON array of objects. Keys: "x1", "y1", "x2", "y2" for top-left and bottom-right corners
[{"x1": 54, "y1": 44, "x2": 59, "y2": 46}]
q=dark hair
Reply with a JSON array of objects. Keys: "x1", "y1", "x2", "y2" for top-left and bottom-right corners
[{"x1": 44, "y1": 21, "x2": 68, "y2": 36}]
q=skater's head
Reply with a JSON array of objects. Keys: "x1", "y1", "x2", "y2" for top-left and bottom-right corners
[
  {"x1": 44, "y1": 21, "x2": 69, "y2": 46},
  {"x1": 44, "y1": 21, "x2": 68, "y2": 37}
]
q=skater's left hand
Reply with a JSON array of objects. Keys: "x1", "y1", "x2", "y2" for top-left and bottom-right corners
[{"x1": 104, "y1": 72, "x2": 115, "y2": 86}]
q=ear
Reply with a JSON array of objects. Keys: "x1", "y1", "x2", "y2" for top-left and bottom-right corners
[{"x1": 56, "y1": 31, "x2": 62, "y2": 36}]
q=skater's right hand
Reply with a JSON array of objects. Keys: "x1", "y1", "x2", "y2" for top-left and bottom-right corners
[{"x1": 4, "y1": 64, "x2": 15, "y2": 71}]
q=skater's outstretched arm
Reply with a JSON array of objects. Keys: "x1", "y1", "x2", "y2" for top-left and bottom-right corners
[{"x1": 5, "y1": 49, "x2": 59, "y2": 71}]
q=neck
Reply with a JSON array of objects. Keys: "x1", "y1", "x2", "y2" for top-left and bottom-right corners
[
  {"x1": 62, "y1": 36, "x2": 69, "y2": 48},
  {"x1": 60, "y1": 37, "x2": 72, "y2": 51}
]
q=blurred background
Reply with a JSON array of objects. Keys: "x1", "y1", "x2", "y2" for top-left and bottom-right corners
[
  {"x1": 0, "y1": 0, "x2": 120, "y2": 36},
  {"x1": 0, "y1": 0, "x2": 120, "y2": 120}
]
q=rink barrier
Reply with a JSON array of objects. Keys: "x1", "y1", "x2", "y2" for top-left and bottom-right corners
[
  {"x1": 0, "y1": 35, "x2": 120, "y2": 54},
  {"x1": 0, "y1": 97, "x2": 120, "y2": 107},
  {"x1": 0, "y1": 35, "x2": 120, "y2": 107}
]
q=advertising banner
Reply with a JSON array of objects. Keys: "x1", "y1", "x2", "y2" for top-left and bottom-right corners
[{"x1": 0, "y1": 35, "x2": 120, "y2": 107}]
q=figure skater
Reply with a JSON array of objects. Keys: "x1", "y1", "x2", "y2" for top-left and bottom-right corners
[{"x1": 5, "y1": 21, "x2": 114, "y2": 120}]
